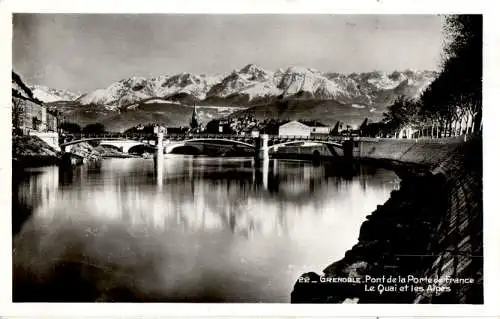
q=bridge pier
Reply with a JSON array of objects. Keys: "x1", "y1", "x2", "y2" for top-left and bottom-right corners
[
  {"x1": 250, "y1": 158, "x2": 270, "y2": 190},
  {"x1": 154, "y1": 151, "x2": 164, "y2": 190},
  {"x1": 154, "y1": 132, "x2": 164, "y2": 189},
  {"x1": 156, "y1": 132, "x2": 164, "y2": 154},
  {"x1": 273, "y1": 158, "x2": 278, "y2": 177},
  {"x1": 342, "y1": 139, "x2": 354, "y2": 160},
  {"x1": 254, "y1": 134, "x2": 269, "y2": 163},
  {"x1": 262, "y1": 159, "x2": 269, "y2": 190}
]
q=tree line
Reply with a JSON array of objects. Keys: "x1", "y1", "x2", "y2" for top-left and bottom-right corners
[
  {"x1": 59, "y1": 122, "x2": 106, "y2": 134},
  {"x1": 371, "y1": 15, "x2": 482, "y2": 138}
]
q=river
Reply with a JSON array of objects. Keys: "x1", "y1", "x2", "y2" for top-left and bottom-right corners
[{"x1": 12, "y1": 156, "x2": 399, "y2": 302}]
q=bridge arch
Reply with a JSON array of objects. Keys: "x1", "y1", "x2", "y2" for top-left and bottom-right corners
[
  {"x1": 178, "y1": 138, "x2": 254, "y2": 148},
  {"x1": 267, "y1": 140, "x2": 344, "y2": 156},
  {"x1": 128, "y1": 143, "x2": 157, "y2": 155},
  {"x1": 169, "y1": 145, "x2": 203, "y2": 155},
  {"x1": 60, "y1": 137, "x2": 156, "y2": 153},
  {"x1": 164, "y1": 138, "x2": 255, "y2": 154}
]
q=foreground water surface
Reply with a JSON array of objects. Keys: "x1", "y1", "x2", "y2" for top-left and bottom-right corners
[{"x1": 13, "y1": 156, "x2": 399, "y2": 302}]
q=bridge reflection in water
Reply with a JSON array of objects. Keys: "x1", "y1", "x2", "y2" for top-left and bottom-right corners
[
  {"x1": 13, "y1": 156, "x2": 399, "y2": 302},
  {"x1": 154, "y1": 156, "x2": 274, "y2": 192},
  {"x1": 14, "y1": 158, "x2": 398, "y2": 241}
]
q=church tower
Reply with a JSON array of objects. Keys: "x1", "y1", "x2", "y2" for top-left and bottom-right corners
[{"x1": 190, "y1": 102, "x2": 200, "y2": 131}]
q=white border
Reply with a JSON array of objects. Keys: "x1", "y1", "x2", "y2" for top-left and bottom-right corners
[{"x1": 1, "y1": 0, "x2": 499, "y2": 317}]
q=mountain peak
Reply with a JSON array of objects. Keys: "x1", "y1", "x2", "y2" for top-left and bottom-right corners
[{"x1": 240, "y1": 63, "x2": 262, "y2": 73}]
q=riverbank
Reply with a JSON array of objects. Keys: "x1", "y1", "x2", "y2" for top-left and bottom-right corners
[
  {"x1": 12, "y1": 136, "x2": 62, "y2": 168},
  {"x1": 291, "y1": 136, "x2": 482, "y2": 304},
  {"x1": 11, "y1": 136, "x2": 137, "y2": 236},
  {"x1": 12, "y1": 135, "x2": 138, "y2": 170},
  {"x1": 67, "y1": 142, "x2": 138, "y2": 160}
]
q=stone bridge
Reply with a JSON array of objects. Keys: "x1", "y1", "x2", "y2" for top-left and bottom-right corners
[
  {"x1": 60, "y1": 136, "x2": 157, "y2": 153},
  {"x1": 59, "y1": 133, "x2": 346, "y2": 158}
]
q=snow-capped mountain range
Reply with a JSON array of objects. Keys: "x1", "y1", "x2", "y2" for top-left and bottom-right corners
[
  {"x1": 29, "y1": 85, "x2": 82, "y2": 103},
  {"x1": 35, "y1": 64, "x2": 437, "y2": 110}
]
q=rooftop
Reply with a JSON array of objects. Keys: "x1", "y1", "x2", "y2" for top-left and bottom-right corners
[{"x1": 285, "y1": 120, "x2": 329, "y2": 127}]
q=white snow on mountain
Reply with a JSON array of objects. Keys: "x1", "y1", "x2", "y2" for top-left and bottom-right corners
[
  {"x1": 35, "y1": 64, "x2": 437, "y2": 108},
  {"x1": 150, "y1": 73, "x2": 214, "y2": 100},
  {"x1": 78, "y1": 73, "x2": 226, "y2": 109},
  {"x1": 239, "y1": 82, "x2": 282, "y2": 100},
  {"x1": 367, "y1": 72, "x2": 403, "y2": 90},
  {"x1": 352, "y1": 104, "x2": 366, "y2": 109},
  {"x1": 207, "y1": 64, "x2": 275, "y2": 98},
  {"x1": 144, "y1": 98, "x2": 179, "y2": 104},
  {"x1": 278, "y1": 67, "x2": 330, "y2": 97},
  {"x1": 29, "y1": 85, "x2": 80, "y2": 103}
]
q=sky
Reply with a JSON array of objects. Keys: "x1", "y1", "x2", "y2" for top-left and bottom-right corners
[{"x1": 13, "y1": 14, "x2": 445, "y2": 92}]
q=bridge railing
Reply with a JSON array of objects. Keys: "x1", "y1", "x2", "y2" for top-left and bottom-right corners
[
  {"x1": 62, "y1": 132, "x2": 349, "y2": 140},
  {"x1": 353, "y1": 136, "x2": 467, "y2": 144},
  {"x1": 62, "y1": 133, "x2": 157, "y2": 140},
  {"x1": 165, "y1": 133, "x2": 247, "y2": 140}
]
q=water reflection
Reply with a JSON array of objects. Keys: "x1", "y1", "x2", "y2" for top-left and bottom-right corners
[
  {"x1": 13, "y1": 157, "x2": 399, "y2": 302},
  {"x1": 16, "y1": 166, "x2": 59, "y2": 212},
  {"x1": 154, "y1": 151, "x2": 164, "y2": 191}
]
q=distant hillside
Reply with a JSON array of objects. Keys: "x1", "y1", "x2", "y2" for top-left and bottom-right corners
[
  {"x1": 98, "y1": 102, "x2": 214, "y2": 132},
  {"x1": 230, "y1": 99, "x2": 384, "y2": 127},
  {"x1": 46, "y1": 100, "x2": 240, "y2": 132}
]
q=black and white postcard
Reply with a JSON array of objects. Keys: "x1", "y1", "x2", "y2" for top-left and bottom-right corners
[{"x1": 2, "y1": 0, "x2": 499, "y2": 318}]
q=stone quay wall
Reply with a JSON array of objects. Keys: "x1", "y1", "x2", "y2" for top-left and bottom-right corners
[{"x1": 291, "y1": 135, "x2": 483, "y2": 304}]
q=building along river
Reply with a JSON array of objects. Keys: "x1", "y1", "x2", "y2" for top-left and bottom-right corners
[{"x1": 12, "y1": 155, "x2": 399, "y2": 302}]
